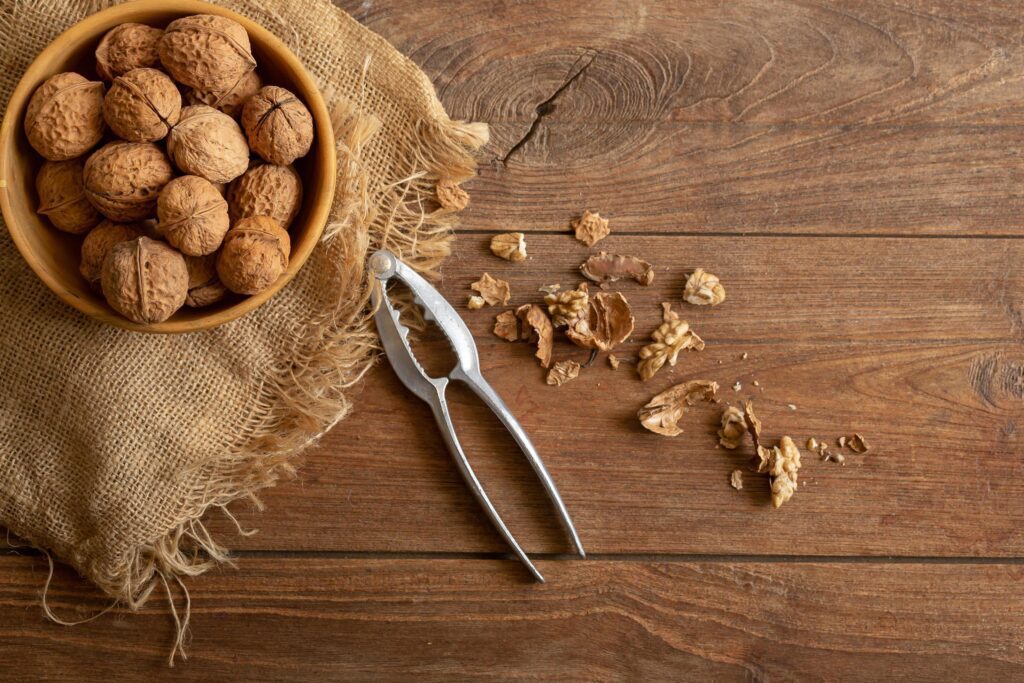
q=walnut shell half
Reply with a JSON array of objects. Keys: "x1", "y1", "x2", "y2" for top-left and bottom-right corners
[
  {"x1": 83, "y1": 141, "x2": 173, "y2": 221},
  {"x1": 157, "y1": 175, "x2": 230, "y2": 256},
  {"x1": 35, "y1": 159, "x2": 100, "y2": 234},
  {"x1": 103, "y1": 68, "x2": 181, "y2": 142},
  {"x1": 158, "y1": 14, "x2": 256, "y2": 91},
  {"x1": 216, "y1": 216, "x2": 291, "y2": 295},
  {"x1": 242, "y1": 86, "x2": 314, "y2": 165},
  {"x1": 101, "y1": 236, "x2": 188, "y2": 323},
  {"x1": 95, "y1": 23, "x2": 164, "y2": 81},
  {"x1": 167, "y1": 105, "x2": 250, "y2": 184},
  {"x1": 227, "y1": 163, "x2": 303, "y2": 229},
  {"x1": 24, "y1": 72, "x2": 105, "y2": 161}
]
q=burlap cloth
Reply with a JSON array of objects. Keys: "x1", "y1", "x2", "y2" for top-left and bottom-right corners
[{"x1": 0, "y1": 0, "x2": 486, "y2": 649}]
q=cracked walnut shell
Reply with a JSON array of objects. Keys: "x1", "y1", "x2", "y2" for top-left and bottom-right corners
[
  {"x1": 580, "y1": 252, "x2": 654, "y2": 286},
  {"x1": 228, "y1": 163, "x2": 303, "y2": 229},
  {"x1": 184, "y1": 253, "x2": 227, "y2": 308},
  {"x1": 80, "y1": 220, "x2": 143, "y2": 287},
  {"x1": 546, "y1": 360, "x2": 581, "y2": 386},
  {"x1": 639, "y1": 379, "x2": 719, "y2": 437},
  {"x1": 216, "y1": 216, "x2": 291, "y2": 295},
  {"x1": 187, "y1": 69, "x2": 262, "y2": 118},
  {"x1": 167, "y1": 105, "x2": 250, "y2": 184},
  {"x1": 242, "y1": 86, "x2": 314, "y2": 166},
  {"x1": 684, "y1": 268, "x2": 726, "y2": 306},
  {"x1": 157, "y1": 175, "x2": 230, "y2": 256},
  {"x1": 103, "y1": 68, "x2": 181, "y2": 142},
  {"x1": 95, "y1": 23, "x2": 164, "y2": 81},
  {"x1": 24, "y1": 72, "x2": 105, "y2": 161},
  {"x1": 571, "y1": 210, "x2": 610, "y2": 246},
  {"x1": 515, "y1": 304, "x2": 554, "y2": 368},
  {"x1": 565, "y1": 291, "x2": 634, "y2": 353},
  {"x1": 101, "y1": 237, "x2": 188, "y2": 323},
  {"x1": 637, "y1": 303, "x2": 704, "y2": 381},
  {"x1": 35, "y1": 159, "x2": 100, "y2": 234},
  {"x1": 490, "y1": 232, "x2": 526, "y2": 262},
  {"x1": 83, "y1": 141, "x2": 173, "y2": 221},
  {"x1": 159, "y1": 14, "x2": 256, "y2": 91}
]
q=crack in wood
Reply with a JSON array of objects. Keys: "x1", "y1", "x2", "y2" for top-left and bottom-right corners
[{"x1": 500, "y1": 49, "x2": 599, "y2": 164}]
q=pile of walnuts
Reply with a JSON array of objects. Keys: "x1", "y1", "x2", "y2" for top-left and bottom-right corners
[{"x1": 25, "y1": 14, "x2": 314, "y2": 324}]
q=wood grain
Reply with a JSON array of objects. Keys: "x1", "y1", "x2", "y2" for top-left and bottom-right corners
[{"x1": 3, "y1": 554, "x2": 1023, "y2": 680}]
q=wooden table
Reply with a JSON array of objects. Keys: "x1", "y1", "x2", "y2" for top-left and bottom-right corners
[{"x1": 3, "y1": 1, "x2": 1023, "y2": 679}]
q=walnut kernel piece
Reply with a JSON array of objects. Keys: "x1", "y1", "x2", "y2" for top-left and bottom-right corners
[
  {"x1": 565, "y1": 291, "x2": 634, "y2": 353},
  {"x1": 96, "y1": 23, "x2": 164, "y2": 81},
  {"x1": 580, "y1": 252, "x2": 654, "y2": 287},
  {"x1": 36, "y1": 159, "x2": 100, "y2": 234},
  {"x1": 83, "y1": 141, "x2": 173, "y2": 221},
  {"x1": 436, "y1": 178, "x2": 469, "y2": 211},
  {"x1": 187, "y1": 69, "x2": 262, "y2": 118},
  {"x1": 159, "y1": 14, "x2": 256, "y2": 91},
  {"x1": 608, "y1": 354, "x2": 620, "y2": 370},
  {"x1": 242, "y1": 86, "x2": 314, "y2": 166},
  {"x1": 545, "y1": 283, "x2": 589, "y2": 327},
  {"x1": 24, "y1": 73, "x2": 106, "y2": 161},
  {"x1": 546, "y1": 360, "x2": 581, "y2": 386},
  {"x1": 718, "y1": 406, "x2": 747, "y2": 449},
  {"x1": 101, "y1": 237, "x2": 188, "y2": 323},
  {"x1": 637, "y1": 303, "x2": 704, "y2": 381},
  {"x1": 103, "y1": 68, "x2": 181, "y2": 142},
  {"x1": 184, "y1": 253, "x2": 227, "y2": 308},
  {"x1": 769, "y1": 436, "x2": 801, "y2": 508},
  {"x1": 490, "y1": 232, "x2": 526, "y2": 262},
  {"x1": 849, "y1": 434, "x2": 870, "y2": 453},
  {"x1": 516, "y1": 304, "x2": 554, "y2": 368},
  {"x1": 638, "y1": 379, "x2": 719, "y2": 437},
  {"x1": 470, "y1": 273, "x2": 511, "y2": 306},
  {"x1": 730, "y1": 469, "x2": 744, "y2": 490},
  {"x1": 467, "y1": 296, "x2": 485, "y2": 310},
  {"x1": 216, "y1": 216, "x2": 291, "y2": 295},
  {"x1": 493, "y1": 311, "x2": 519, "y2": 341},
  {"x1": 167, "y1": 105, "x2": 250, "y2": 183},
  {"x1": 80, "y1": 220, "x2": 142, "y2": 287},
  {"x1": 571, "y1": 210, "x2": 610, "y2": 246},
  {"x1": 157, "y1": 175, "x2": 230, "y2": 256},
  {"x1": 228, "y1": 163, "x2": 303, "y2": 230},
  {"x1": 684, "y1": 268, "x2": 726, "y2": 306}
]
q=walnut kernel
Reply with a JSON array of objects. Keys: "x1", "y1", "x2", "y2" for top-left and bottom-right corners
[
  {"x1": 216, "y1": 216, "x2": 291, "y2": 295},
  {"x1": 769, "y1": 436, "x2": 801, "y2": 508},
  {"x1": 571, "y1": 210, "x2": 609, "y2": 246},
  {"x1": 103, "y1": 68, "x2": 181, "y2": 142},
  {"x1": 80, "y1": 220, "x2": 142, "y2": 287},
  {"x1": 242, "y1": 86, "x2": 314, "y2": 165},
  {"x1": 436, "y1": 178, "x2": 469, "y2": 211},
  {"x1": 684, "y1": 268, "x2": 726, "y2": 306},
  {"x1": 718, "y1": 406, "x2": 747, "y2": 449},
  {"x1": 159, "y1": 14, "x2": 256, "y2": 91},
  {"x1": 546, "y1": 360, "x2": 581, "y2": 386},
  {"x1": 167, "y1": 105, "x2": 250, "y2": 183},
  {"x1": 730, "y1": 469, "x2": 744, "y2": 490},
  {"x1": 101, "y1": 237, "x2": 188, "y2": 323},
  {"x1": 490, "y1": 232, "x2": 526, "y2": 262},
  {"x1": 24, "y1": 72, "x2": 105, "y2": 161},
  {"x1": 637, "y1": 303, "x2": 704, "y2": 381},
  {"x1": 35, "y1": 159, "x2": 100, "y2": 234},
  {"x1": 95, "y1": 23, "x2": 164, "y2": 80},
  {"x1": 157, "y1": 175, "x2": 230, "y2": 256},
  {"x1": 83, "y1": 141, "x2": 173, "y2": 221},
  {"x1": 493, "y1": 310, "x2": 519, "y2": 341},
  {"x1": 227, "y1": 163, "x2": 303, "y2": 229},
  {"x1": 470, "y1": 273, "x2": 511, "y2": 306}
]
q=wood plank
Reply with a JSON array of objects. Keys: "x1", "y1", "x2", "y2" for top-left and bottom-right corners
[
  {"x1": 202, "y1": 235, "x2": 1024, "y2": 555},
  {"x1": 336, "y1": 0, "x2": 1024, "y2": 235},
  {"x1": 3, "y1": 555, "x2": 1023, "y2": 679}
]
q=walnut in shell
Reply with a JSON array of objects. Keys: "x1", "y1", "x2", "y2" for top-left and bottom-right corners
[
  {"x1": 684, "y1": 268, "x2": 726, "y2": 306},
  {"x1": 83, "y1": 141, "x2": 173, "y2": 221},
  {"x1": 186, "y1": 69, "x2": 262, "y2": 118},
  {"x1": 95, "y1": 23, "x2": 164, "y2": 81},
  {"x1": 35, "y1": 159, "x2": 100, "y2": 234},
  {"x1": 24, "y1": 72, "x2": 105, "y2": 161},
  {"x1": 184, "y1": 253, "x2": 227, "y2": 308},
  {"x1": 216, "y1": 216, "x2": 291, "y2": 295},
  {"x1": 241, "y1": 86, "x2": 314, "y2": 165},
  {"x1": 103, "y1": 68, "x2": 181, "y2": 142},
  {"x1": 79, "y1": 220, "x2": 143, "y2": 287},
  {"x1": 167, "y1": 105, "x2": 250, "y2": 183},
  {"x1": 101, "y1": 237, "x2": 188, "y2": 323},
  {"x1": 227, "y1": 163, "x2": 303, "y2": 229},
  {"x1": 158, "y1": 14, "x2": 256, "y2": 91},
  {"x1": 157, "y1": 175, "x2": 230, "y2": 256},
  {"x1": 490, "y1": 232, "x2": 527, "y2": 262}
]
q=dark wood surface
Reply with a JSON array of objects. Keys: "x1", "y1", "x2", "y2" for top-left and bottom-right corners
[{"x1": 3, "y1": 0, "x2": 1023, "y2": 679}]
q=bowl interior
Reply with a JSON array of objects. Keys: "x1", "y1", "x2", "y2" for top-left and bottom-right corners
[{"x1": 0, "y1": 0, "x2": 335, "y2": 333}]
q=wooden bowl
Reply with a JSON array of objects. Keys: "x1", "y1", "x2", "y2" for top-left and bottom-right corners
[{"x1": 0, "y1": 0, "x2": 336, "y2": 333}]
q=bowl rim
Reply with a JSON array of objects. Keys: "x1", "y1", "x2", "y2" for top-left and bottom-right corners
[{"x1": 0, "y1": 0, "x2": 337, "y2": 334}]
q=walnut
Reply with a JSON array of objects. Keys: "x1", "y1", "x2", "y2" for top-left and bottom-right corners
[
  {"x1": 490, "y1": 232, "x2": 526, "y2": 262},
  {"x1": 241, "y1": 86, "x2": 314, "y2": 165},
  {"x1": 730, "y1": 469, "x2": 744, "y2": 490},
  {"x1": 565, "y1": 291, "x2": 634, "y2": 353},
  {"x1": 768, "y1": 436, "x2": 801, "y2": 508},
  {"x1": 580, "y1": 252, "x2": 654, "y2": 287},
  {"x1": 515, "y1": 304, "x2": 553, "y2": 368},
  {"x1": 546, "y1": 360, "x2": 580, "y2": 386},
  {"x1": 608, "y1": 354, "x2": 621, "y2": 370},
  {"x1": 79, "y1": 220, "x2": 142, "y2": 287},
  {"x1": 718, "y1": 406, "x2": 747, "y2": 449},
  {"x1": 470, "y1": 273, "x2": 511, "y2": 306},
  {"x1": 156, "y1": 175, "x2": 230, "y2": 256},
  {"x1": 493, "y1": 310, "x2": 519, "y2": 341},
  {"x1": 638, "y1": 379, "x2": 718, "y2": 437},
  {"x1": 684, "y1": 268, "x2": 726, "y2": 306},
  {"x1": 637, "y1": 303, "x2": 704, "y2": 381},
  {"x1": 95, "y1": 23, "x2": 164, "y2": 81},
  {"x1": 186, "y1": 69, "x2": 262, "y2": 118},
  {"x1": 467, "y1": 296, "x2": 485, "y2": 310},
  {"x1": 102, "y1": 68, "x2": 180, "y2": 142},
  {"x1": 436, "y1": 178, "x2": 469, "y2": 211},
  {"x1": 848, "y1": 434, "x2": 870, "y2": 453},
  {"x1": 35, "y1": 159, "x2": 100, "y2": 234},
  {"x1": 216, "y1": 216, "x2": 291, "y2": 295},
  {"x1": 167, "y1": 105, "x2": 250, "y2": 183},
  {"x1": 101, "y1": 237, "x2": 188, "y2": 323},
  {"x1": 227, "y1": 163, "x2": 303, "y2": 229},
  {"x1": 183, "y1": 253, "x2": 227, "y2": 308},
  {"x1": 83, "y1": 141, "x2": 173, "y2": 221},
  {"x1": 571, "y1": 210, "x2": 609, "y2": 246},
  {"x1": 158, "y1": 14, "x2": 256, "y2": 91},
  {"x1": 24, "y1": 72, "x2": 105, "y2": 161},
  {"x1": 544, "y1": 283, "x2": 589, "y2": 327}
]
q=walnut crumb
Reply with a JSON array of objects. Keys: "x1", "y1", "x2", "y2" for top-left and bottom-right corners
[
  {"x1": 684, "y1": 268, "x2": 726, "y2": 306},
  {"x1": 470, "y1": 272, "x2": 511, "y2": 306},
  {"x1": 752, "y1": 380, "x2": 760, "y2": 387},
  {"x1": 848, "y1": 433, "x2": 870, "y2": 453},
  {"x1": 490, "y1": 232, "x2": 527, "y2": 262},
  {"x1": 546, "y1": 360, "x2": 581, "y2": 386},
  {"x1": 838, "y1": 436, "x2": 847, "y2": 448},
  {"x1": 733, "y1": 381, "x2": 742, "y2": 392},
  {"x1": 571, "y1": 210, "x2": 610, "y2": 246},
  {"x1": 637, "y1": 303, "x2": 704, "y2": 381},
  {"x1": 788, "y1": 404, "x2": 797, "y2": 411},
  {"x1": 467, "y1": 295, "x2": 485, "y2": 310},
  {"x1": 608, "y1": 354, "x2": 620, "y2": 370},
  {"x1": 730, "y1": 469, "x2": 744, "y2": 490},
  {"x1": 741, "y1": 352, "x2": 748, "y2": 360}
]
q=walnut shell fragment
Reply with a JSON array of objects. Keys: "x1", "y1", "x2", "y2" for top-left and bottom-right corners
[
  {"x1": 718, "y1": 406, "x2": 747, "y2": 449},
  {"x1": 36, "y1": 159, "x2": 100, "y2": 234},
  {"x1": 848, "y1": 434, "x2": 870, "y2": 453},
  {"x1": 103, "y1": 68, "x2": 181, "y2": 142},
  {"x1": 516, "y1": 304, "x2": 554, "y2": 368},
  {"x1": 24, "y1": 72, "x2": 106, "y2": 161},
  {"x1": 769, "y1": 436, "x2": 801, "y2": 508},
  {"x1": 436, "y1": 178, "x2": 469, "y2": 212},
  {"x1": 159, "y1": 14, "x2": 256, "y2": 91},
  {"x1": 80, "y1": 220, "x2": 143, "y2": 287},
  {"x1": 242, "y1": 86, "x2": 314, "y2": 166},
  {"x1": 743, "y1": 399, "x2": 769, "y2": 471},
  {"x1": 157, "y1": 175, "x2": 230, "y2": 256},
  {"x1": 684, "y1": 268, "x2": 726, "y2": 306},
  {"x1": 545, "y1": 283, "x2": 589, "y2": 327},
  {"x1": 571, "y1": 210, "x2": 609, "y2": 246},
  {"x1": 167, "y1": 105, "x2": 250, "y2": 183},
  {"x1": 546, "y1": 360, "x2": 580, "y2": 386},
  {"x1": 470, "y1": 273, "x2": 511, "y2": 306},
  {"x1": 216, "y1": 216, "x2": 291, "y2": 295},
  {"x1": 96, "y1": 23, "x2": 164, "y2": 81},
  {"x1": 637, "y1": 302, "x2": 704, "y2": 381},
  {"x1": 580, "y1": 252, "x2": 654, "y2": 287},
  {"x1": 565, "y1": 291, "x2": 634, "y2": 353},
  {"x1": 187, "y1": 69, "x2": 262, "y2": 118},
  {"x1": 227, "y1": 163, "x2": 303, "y2": 229},
  {"x1": 638, "y1": 379, "x2": 719, "y2": 437},
  {"x1": 184, "y1": 253, "x2": 227, "y2": 308},
  {"x1": 490, "y1": 232, "x2": 527, "y2": 262},
  {"x1": 83, "y1": 141, "x2": 173, "y2": 221},
  {"x1": 101, "y1": 237, "x2": 188, "y2": 323},
  {"x1": 493, "y1": 310, "x2": 519, "y2": 341}
]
